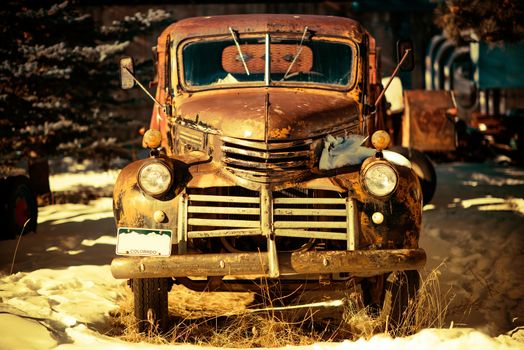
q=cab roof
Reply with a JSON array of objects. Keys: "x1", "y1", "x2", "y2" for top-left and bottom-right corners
[{"x1": 159, "y1": 14, "x2": 365, "y2": 47}]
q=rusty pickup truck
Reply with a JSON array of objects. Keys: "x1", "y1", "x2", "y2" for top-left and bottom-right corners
[{"x1": 112, "y1": 14, "x2": 426, "y2": 333}]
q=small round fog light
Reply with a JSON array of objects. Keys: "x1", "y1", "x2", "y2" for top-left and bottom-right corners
[
  {"x1": 372, "y1": 212, "x2": 384, "y2": 225},
  {"x1": 153, "y1": 210, "x2": 166, "y2": 223}
]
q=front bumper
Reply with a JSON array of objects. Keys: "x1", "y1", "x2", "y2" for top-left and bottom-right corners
[{"x1": 111, "y1": 248, "x2": 426, "y2": 279}]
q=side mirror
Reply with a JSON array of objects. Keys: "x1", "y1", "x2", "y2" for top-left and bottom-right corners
[
  {"x1": 120, "y1": 56, "x2": 135, "y2": 90},
  {"x1": 396, "y1": 40, "x2": 415, "y2": 72}
]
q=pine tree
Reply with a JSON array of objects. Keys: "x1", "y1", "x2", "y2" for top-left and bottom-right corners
[
  {"x1": 435, "y1": 0, "x2": 524, "y2": 44},
  {"x1": 0, "y1": 1, "x2": 173, "y2": 198}
]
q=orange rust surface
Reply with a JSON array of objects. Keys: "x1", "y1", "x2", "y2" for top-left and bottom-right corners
[
  {"x1": 402, "y1": 90, "x2": 456, "y2": 151},
  {"x1": 111, "y1": 248, "x2": 426, "y2": 279},
  {"x1": 331, "y1": 162, "x2": 422, "y2": 249},
  {"x1": 163, "y1": 14, "x2": 364, "y2": 46},
  {"x1": 174, "y1": 88, "x2": 360, "y2": 141},
  {"x1": 151, "y1": 14, "x2": 368, "y2": 143},
  {"x1": 117, "y1": 15, "x2": 422, "y2": 277}
]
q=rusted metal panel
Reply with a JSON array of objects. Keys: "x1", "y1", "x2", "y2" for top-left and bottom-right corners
[
  {"x1": 114, "y1": 13, "x2": 426, "y2": 293},
  {"x1": 346, "y1": 198, "x2": 358, "y2": 250},
  {"x1": 223, "y1": 157, "x2": 309, "y2": 170},
  {"x1": 285, "y1": 248, "x2": 426, "y2": 275},
  {"x1": 274, "y1": 229, "x2": 347, "y2": 240},
  {"x1": 175, "y1": 88, "x2": 360, "y2": 141},
  {"x1": 274, "y1": 208, "x2": 346, "y2": 216},
  {"x1": 176, "y1": 193, "x2": 188, "y2": 253},
  {"x1": 402, "y1": 90, "x2": 456, "y2": 151},
  {"x1": 151, "y1": 14, "x2": 367, "y2": 150},
  {"x1": 110, "y1": 248, "x2": 426, "y2": 279},
  {"x1": 332, "y1": 163, "x2": 422, "y2": 249},
  {"x1": 163, "y1": 14, "x2": 365, "y2": 48},
  {"x1": 221, "y1": 136, "x2": 313, "y2": 151},
  {"x1": 112, "y1": 158, "x2": 185, "y2": 231},
  {"x1": 189, "y1": 228, "x2": 260, "y2": 239},
  {"x1": 188, "y1": 206, "x2": 259, "y2": 215},
  {"x1": 274, "y1": 221, "x2": 346, "y2": 229},
  {"x1": 181, "y1": 189, "x2": 362, "y2": 241},
  {"x1": 188, "y1": 218, "x2": 260, "y2": 228},
  {"x1": 221, "y1": 146, "x2": 310, "y2": 159},
  {"x1": 274, "y1": 197, "x2": 346, "y2": 204},
  {"x1": 190, "y1": 194, "x2": 259, "y2": 203},
  {"x1": 260, "y1": 186, "x2": 279, "y2": 277}
]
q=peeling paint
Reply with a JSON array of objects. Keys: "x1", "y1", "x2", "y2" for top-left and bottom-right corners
[{"x1": 268, "y1": 126, "x2": 292, "y2": 138}]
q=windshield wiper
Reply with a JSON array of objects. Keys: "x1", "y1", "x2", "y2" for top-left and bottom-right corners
[
  {"x1": 283, "y1": 26, "x2": 309, "y2": 80},
  {"x1": 229, "y1": 27, "x2": 250, "y2": 76}
]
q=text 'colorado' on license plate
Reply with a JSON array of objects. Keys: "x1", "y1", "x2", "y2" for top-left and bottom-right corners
[{"x1": 116, "y1": 227, "x2": 172, "y2": 257}]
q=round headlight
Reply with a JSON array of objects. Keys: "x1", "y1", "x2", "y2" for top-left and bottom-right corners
[
  {"x1": 138, "y1": 161, "x2": 172, "y2": 196},
  {"x1": 362, "y1": 162, "x2": 398, "y2": 197}
]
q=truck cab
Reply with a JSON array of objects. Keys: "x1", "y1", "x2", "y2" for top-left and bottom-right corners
[{"x1": 112, "y1": 14, "x2": 425, "y2": 333}]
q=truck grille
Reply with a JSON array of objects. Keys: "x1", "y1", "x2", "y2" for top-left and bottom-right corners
[
  {"x1": 221, "y1": 136, "x2": 314, "y2": 184},
  {"x1": 178, "y1": 187, "x2": 357, "y2": 252}
]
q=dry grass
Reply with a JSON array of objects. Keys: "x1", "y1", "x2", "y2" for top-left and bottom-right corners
[
  {"x1": 109, "y1": 265, "x2": 454, "y2": 346},
  {"x1": 340, "y1": 264, "x2": 454, "y2": 339},
  {"x1": 342, "y1": 292, "x2": 383, "y2": 339},
  {"x1": 386, "y1": 264, "x2": 455, "y2": 337},
  {"x1": 109, "y1": 288, "x2": 170, "y2": 345},
  {"x1": 173, "y1": 312, "x2": 320, "y2": 347}
]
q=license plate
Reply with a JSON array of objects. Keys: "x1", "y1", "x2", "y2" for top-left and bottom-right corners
[{"x1": 116, "y1": 227, "x2": 172, "y2": 257}]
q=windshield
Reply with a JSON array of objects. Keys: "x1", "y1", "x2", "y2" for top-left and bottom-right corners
[{"x1": 182, "y1": 35, "x2": 354, "y2": 88}]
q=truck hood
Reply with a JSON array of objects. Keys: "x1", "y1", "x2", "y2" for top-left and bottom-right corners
[{"x1": 176, "y1": 88, "x2": 360, "y2": 140}]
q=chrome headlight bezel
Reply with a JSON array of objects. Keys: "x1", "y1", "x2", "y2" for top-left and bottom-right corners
[
  {"x1": 137, "y1": 160, "x2": 173, "y2": 197},
  {"x1": 361, "y1": 160, "x2": 399, "y2": 198}
]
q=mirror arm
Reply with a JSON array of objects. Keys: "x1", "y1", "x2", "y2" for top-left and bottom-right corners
[
  {"x1": 165, "y1": 35, "x2": 171, "y2": 96},
  {"x1": 374, "y1": 48, "x2": 411, "y2": 108},
  {"x1": 124, "y1": 67, "x2": 166, "y2": 112}
]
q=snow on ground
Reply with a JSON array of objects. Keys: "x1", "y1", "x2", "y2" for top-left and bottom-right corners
[
  {"x1": 0, "y1": 163, "x2": 523, "y2": 349},
  {"x1": 0, "y1": 197, "x2": 115, "y2": 273},
  {"x1": 420, "y1": 162, "x2": 524, "y2": 336},
  {"x1": 49, "y1": 171, "x2": 119, "y2": 193},
  {"x1": 48, "y1": 156, "x2": 120, "y2": 193}
]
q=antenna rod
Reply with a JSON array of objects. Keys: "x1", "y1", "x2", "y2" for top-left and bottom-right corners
[
  {"x1": 374, "y1": 48, "x2": 411, "y2": 108},
  {"x1": 124, "y1": 67, "x2": 165, "y2": 111}
]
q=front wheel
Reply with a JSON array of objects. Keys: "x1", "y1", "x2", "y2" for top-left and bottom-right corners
[
  {"x1": 383, "y1": 270, "x2": 420, "y2": 333},
  {"x1": 390, "y1": 147, "x2": 437, "y2": 205},
  {"x1": 131, "y1": 278, "x2": 170, "y2": 334},
  {"x1": 362, "y1": 270, "x2": 420, "y2": 334}
]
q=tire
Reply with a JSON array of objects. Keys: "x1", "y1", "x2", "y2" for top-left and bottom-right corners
[
  {"x1": 2, "y1": 176, "x2": 38, "y2": 239},
  {"x1": 390, "y1": 146, "x2": 437, "y2": 205},
  {"x1": 383, "y1": 270, "x2": 420, "y2": 333},
  {"x1": 131, "y1": 278, "x2": 170, "y2": 334},
  {"x1": 362, "y1": 270, "x2": 420, "y2": 334}
]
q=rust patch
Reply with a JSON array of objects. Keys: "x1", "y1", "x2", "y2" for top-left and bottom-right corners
[
  {"x1": 268, "y1": 126, "x2": 292, "y2": 139},
  {"x1": 402, "y1": 90, "x2": 456, "y2": 151},
  {"x1": 112, "y1": 157, "x2": 188, "y2": 230},
  {"x1": 163, "y1": 14, "x2": 364, "y2": 48}
]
